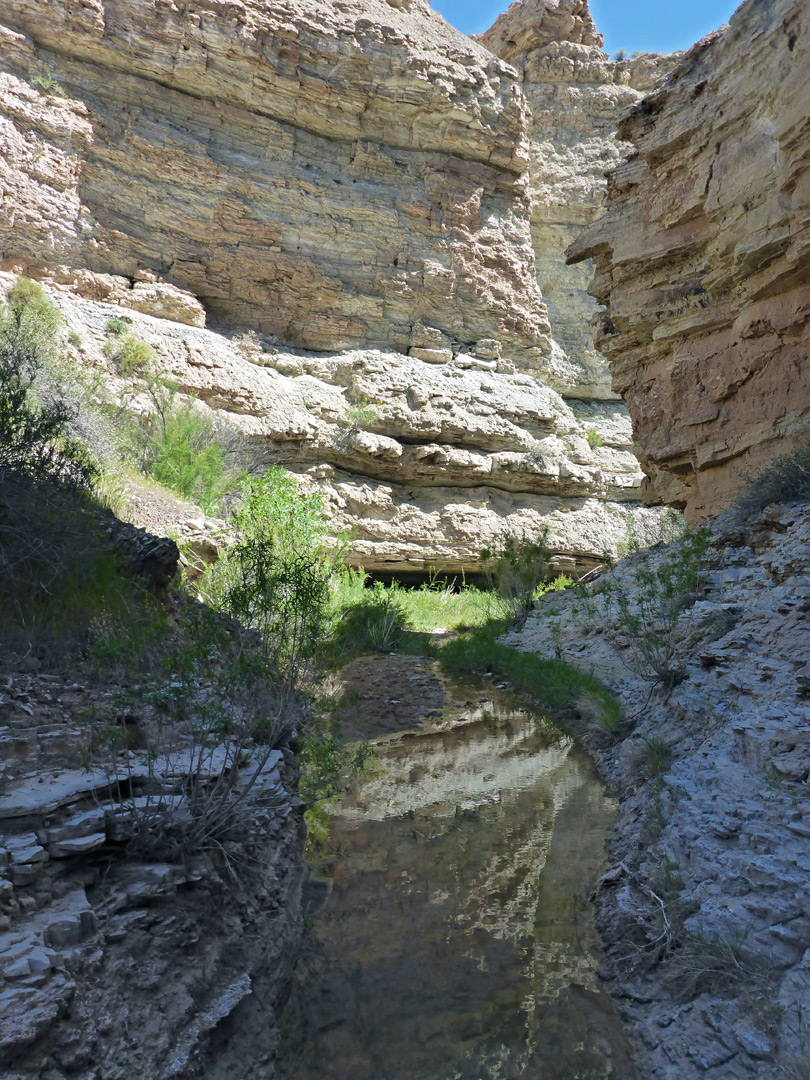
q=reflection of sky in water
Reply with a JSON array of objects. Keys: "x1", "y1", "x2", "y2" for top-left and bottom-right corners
[{"x1": 277, "y1": 688, "x2": 635, "y2": 1080}]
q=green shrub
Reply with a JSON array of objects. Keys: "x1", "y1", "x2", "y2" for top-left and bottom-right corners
[
  {"x1": 105, "y1": 316, "x2": 130, "y2": 337},
  {"x1": 643, "y1": 736, "x2": 673, "y2": 778},
  {"x1": 123, "y1": 380, "x2": 243, "y2": 512},
  {"x1": 103, "y1": 331, "x2": 156, "y2": 377},
  {"x1": 0, "y1": 277, "x2": 95, "y2": 488},
  {"x1": 30, "y1": 73, "x2": 67, "y2": 97},
  {"x1": 732, "y1": 440, "x2": 810, "y2": 520},
  {"x1": 587, "y1": 427, "x2": 603, "y2": 449},
  {"x1": 480, "y1": 528, "x2": 552, "y2": 621},
  {"x1": 667, "y1": 928, "x2": 759, "y2": 1001},
  {"x1": 208, "y1": 469, "x2": 334, "y2": 677},
  {"x1": 603, "y1": 512, "x2": 709, "y2": 692},
  {"x1": 342, "y1": 397, "x2": 380, "y2": 431}
]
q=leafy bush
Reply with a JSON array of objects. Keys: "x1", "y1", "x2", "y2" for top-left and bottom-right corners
[
  {"x1": 587, "y1": 427, "x2": 603, "y2": 449},
  {"x1": 126, "y1": 380, "x2": 242, "y2": 512},
  {"x1": 105, "y1": 315, "x2": 130, "y2": 337},
  {"x1": 31, "y1": 73, "x2": 67, "y2": 97},
  {"x1": 602, "y1": 512, "x2": 709, "y2": 693},
  {"x1": 732, "y1": 440, "x2": 810, "y2": 520},
  {"x1": 103, "y1": 331, "x2": 155, "y2": 376},
  {"x1": 480, "y1": 528, "x2": 552, "y2": 621},
  {"x1": 207, "y1": 468, "x2": 334, "y2": 677},
  {"x1": 0, "y1": 277, "x2": 95, "y2": 488},
  {"x1": 342, "y1": 397, "x2": 380, "y2": 431}
]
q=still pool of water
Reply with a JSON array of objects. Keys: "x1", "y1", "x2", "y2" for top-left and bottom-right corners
[{"x1": 277, "y1": 681, "x2": 635, "y2": 1080}]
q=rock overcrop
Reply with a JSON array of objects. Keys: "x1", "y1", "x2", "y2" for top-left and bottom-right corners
[
  {"x1": 0, "y1": 662, "x2": 305, "y2": 1079},
  {"x1": 0, "y1": 0, "x2": 675, "y2": 575},
  {"x1": 569, "y1": 0, "x2": 810, "y2": 521},
  {"x1": 506, "y1": 500, "x2": 810, "y2": 1078}
]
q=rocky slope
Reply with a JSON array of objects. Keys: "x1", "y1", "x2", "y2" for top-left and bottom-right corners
[
  {"x1": 0, "y1": 534, "x2": 307, "y2": 1080},
  {"x1": 29, "y1": 274, "x2": 660, "y2": 574},
  {"x1": 569, "y1": 0, "x2": 810, "y2": 521},
  {"x1": 507, "y1": 500, "x2": 810, "y2": 1079},
  {"x1": 0, "y1": 0, "x2": 673, "y2": 574}
]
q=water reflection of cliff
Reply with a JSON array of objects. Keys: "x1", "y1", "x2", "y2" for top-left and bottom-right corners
[{"x1": 278, "y1": 695, "x2": 635, "y2": 1080}]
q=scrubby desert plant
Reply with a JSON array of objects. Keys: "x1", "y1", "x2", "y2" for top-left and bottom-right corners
[
  {"x1": 125, "y1": 379, "x2": 243, "y2": 512},
  {"x1": 480, "y1": 527, "x2": 552, "y2": 621},
  {"x1": 103, "y1": 330, "x2": 156, "y2": 376},
  {"x1": 204, "y1": 468, "x2": 334, "y2": 676},
  {"x1": 31, "y1": 73, "x2": 67, "y2": 97},
  {"x1": 667, "y1": 927, "x2": 760, "y2": 1001},
  {"x1": 602, "y1": 512, "x2": 709, "y2": 693},
  {"x1": 0, "y1": 276, "x2": 95, "y2": 487},
  {"x1": 732, "y1": 440, "x2": 810, "y2": 520},
  {"x1": 104, "y1": 315, "x2": 130, "y2": 337},
  {"x1": 342, "y1": 396, "x2": 381, "y2": 431},
  {"x1": 586, "y1": 427, "x2": 603, "y2": 449}
]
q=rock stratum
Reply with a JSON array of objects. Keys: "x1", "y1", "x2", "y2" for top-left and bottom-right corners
[
  {"x1": 0, "y1": 0, "x2": 673, "y2": 573},
  {"x1": 570, "y1": 0, "x2": 810, "y2": 521}
]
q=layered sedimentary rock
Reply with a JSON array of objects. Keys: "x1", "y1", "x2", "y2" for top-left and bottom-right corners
[
  {"x1": 0, "y1": 0, "x2": 551, "y2": 366},
  {"x1": 569, "y1": 0, "x2": 810, "y2": 520},
  {"x1": 37, "y1": 280, "x2": 662, "y2": 573},
  {"x1": 479, "y1": 0, "x2": 677, "y2": 398},
  {"x1": 0, "y1": 0, "x2": 667, "y2": 571}
]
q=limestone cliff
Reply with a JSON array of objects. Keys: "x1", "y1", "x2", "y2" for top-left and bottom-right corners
[
  {"x1": 0, "y1": 0, "x2": 548, "y2": 365},
  {"x1": 479, "y1": 0, "x2": 678, "y2": 400},
  {"x1": 569, "y1": 0, "x2": 810, "y2": 521},
  {"x1": 0, "y1": 0, "x2": 674, "y2": 573}
]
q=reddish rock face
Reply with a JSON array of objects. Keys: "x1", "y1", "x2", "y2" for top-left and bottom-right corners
[{"x1": 569, "y1": 0, "x2": 810, "y2": 522}]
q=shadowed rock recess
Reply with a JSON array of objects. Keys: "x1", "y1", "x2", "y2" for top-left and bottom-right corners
[
  {"x1": 569, "y1": 0, "x2": 810, "y2": 521},
  {"x1": 0, "y1": 0, "x2": 673, "y2": 573}
]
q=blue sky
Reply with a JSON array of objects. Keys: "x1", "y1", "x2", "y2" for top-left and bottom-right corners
[{"x1": 431, "y1": 0, "x2": 741, "y2": 55}]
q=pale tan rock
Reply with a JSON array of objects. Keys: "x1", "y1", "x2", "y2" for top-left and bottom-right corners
[
  {"x1": 569, "y1": 0, "x2": 810, "y2": 521},
  {"x1": 38, "y1": 279, "x2": 654, "y2": 573},
  {"x1": 0, "y1": 0, "x2": 552, "y2": 366},
  {"x1": 479, "y1": 0, "x2": 678, "y2": 399}
]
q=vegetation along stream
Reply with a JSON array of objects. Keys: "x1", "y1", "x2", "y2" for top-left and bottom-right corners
[{"x1": 277, "y1": 670, "x2": 635, "y2": 1080}]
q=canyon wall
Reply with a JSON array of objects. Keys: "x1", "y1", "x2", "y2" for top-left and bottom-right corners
[
  {"x1": 0, "y1": 0, "x2": 549, "y2": 365},
  {"x1": 479, "y1": 0, "x2": 677, "y2": 400},
  {"x1": 0, "y1": 0, "x2": 671, "y2": 571},
  {"x1": 569, "y1": 0, "x2": 810, "y2": 520}
]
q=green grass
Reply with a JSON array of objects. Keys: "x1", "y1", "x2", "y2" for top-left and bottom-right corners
[
  {"x1": 323, "y1": 570, "x2": 623, "y2": 730},
  {"x1": 437, "y1": 623, "x2": 623, "y2": 727}
]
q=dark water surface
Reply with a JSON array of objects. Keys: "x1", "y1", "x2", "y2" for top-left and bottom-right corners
[{"x1": 277, "y1": 680, "x2": 634, "y2": 1080}]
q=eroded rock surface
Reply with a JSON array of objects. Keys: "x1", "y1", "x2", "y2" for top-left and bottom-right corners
[
  {"x1": 39, "y1": 280, "x2": 664, "y2": 573},
  {"x1": 569, "y1": 0, "x2": 810, "y2": 520},
  {"x1": 0, "y1": 0, "x2": 552, "y2": 366},
  {"x1": 507, "y1": 501, "x2": 810, "y2": 1078},
  {"x1": 479, "y1": 0, "x2": 678, "y2": 399}
]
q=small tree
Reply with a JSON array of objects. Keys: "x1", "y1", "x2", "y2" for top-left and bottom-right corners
[
  {"x1": 0, "y1": 277, "x2": 95, "y2": 486},
  {"x1": 602, "y1": 512, "x2": 709, "y2": 693},
  {"x1": 212, "y1": 468, "x2": 334, "y2": 677},
  {"x1": 480, "y1": 527, "x2": 552, "y2": 621}
]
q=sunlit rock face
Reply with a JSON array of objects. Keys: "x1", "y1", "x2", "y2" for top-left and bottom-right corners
[
  {"x1": 0, "y1": 0, "x2": 669, "y2": 572},
  {"x1": 0, "y1": 0, "x2": 550, "y2": 366},
  {"x1": 569, "y1": 0, "x2": 810, "y2": 521},
  {"x1": 478, "y1": 0, "x2": 678, "y2": 400}
]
